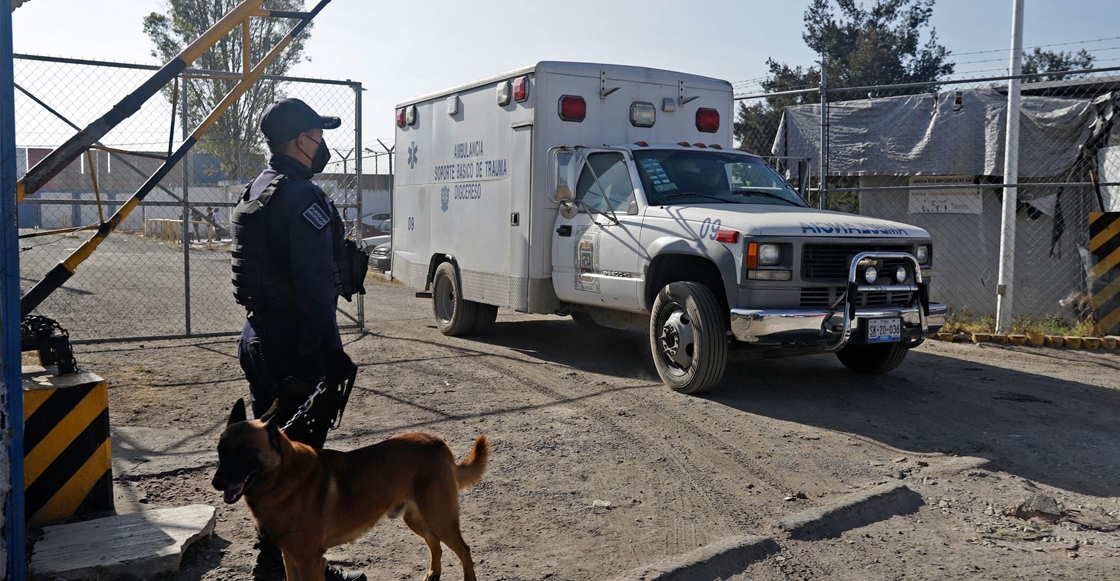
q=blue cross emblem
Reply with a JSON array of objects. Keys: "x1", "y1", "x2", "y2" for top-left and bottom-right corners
[{"x1": 407, "y1": 142, "x2": 419, "y2": 169}]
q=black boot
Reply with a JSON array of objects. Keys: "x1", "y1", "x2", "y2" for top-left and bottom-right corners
[{"x1": 251, "y1": 536, "x2": 286, "y2": 581}]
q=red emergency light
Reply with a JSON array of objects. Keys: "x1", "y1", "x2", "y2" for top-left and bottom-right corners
[
  {"x1": 715, "y1": 229, "x2": 739, "y2": 243},
  {"x1": 558, "y1": 95, "x2": 586, "y2": 122},
  {"x1": 513, "y1": 76, "x2": 530, "y2": 102},
  {"x1": 396, "y1": 107, "x2": 405, "y2": 128},
  {"x1": 696, "y1": 108, "x2": 720, "y2": 133}
]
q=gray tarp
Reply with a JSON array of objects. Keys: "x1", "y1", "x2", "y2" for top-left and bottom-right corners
[{"x1": 773, "y1": 88, "x2": 1102, "y2": 178}]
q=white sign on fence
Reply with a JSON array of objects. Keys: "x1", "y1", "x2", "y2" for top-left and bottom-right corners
[
  {"x1": 1099, "y1": 145, "x2": 1120, "y2": 212},
  {"x1": 908, "y1": 175, "x2": 982, "y2": 214}
]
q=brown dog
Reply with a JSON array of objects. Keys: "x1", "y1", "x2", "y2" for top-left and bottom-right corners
[{"x1": 212, "y1": 399, "x2": 489, "y2": 581}]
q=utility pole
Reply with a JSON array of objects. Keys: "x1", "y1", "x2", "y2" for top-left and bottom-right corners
[{"x1": 996, "y1": 0, "x2": 1025, "y2": 333}]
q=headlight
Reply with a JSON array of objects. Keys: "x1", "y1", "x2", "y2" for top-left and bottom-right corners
[
  {"x1": 864, "y1": 266, "x2": 878, "y2": 284},
  {"x1": 758, "y1": 243, "x2": 781, "y2": 266},
  {"x1": 916, "y1": 244, "x2": 930, "y2": 264},
  {"x1": 895, "y1": 266, "x2": 907, "y2": 283}
]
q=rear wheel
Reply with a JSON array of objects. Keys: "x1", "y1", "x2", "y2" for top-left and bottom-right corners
[
  {"x1": 432, "y1": 262, "x2": 478, "y2": 336},
  {"x1": 471, "y1": 303, "x2": 499, "y2": 334},
  {"x1": 836, "y1": 342, "x2": 909, "y2": 374},
  {"x1": 649, "y1": 282, "x2": 727, "y2": 394}
]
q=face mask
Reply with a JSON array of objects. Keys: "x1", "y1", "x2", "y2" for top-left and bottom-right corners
[{"x1": 300, "y1": 134, "x2": 331, "y2": 174}]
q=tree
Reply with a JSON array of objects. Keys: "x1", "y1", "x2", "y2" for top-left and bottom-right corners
[
  {"x1": 1021, "y1": 47, "x2": 1095, "y2": 83},
  {"x1": 144, "y1": 0, "x2": 312, "y2": 182},
  {"x1": 734, "y1": 0, "x2": 954, "y2": 155}
]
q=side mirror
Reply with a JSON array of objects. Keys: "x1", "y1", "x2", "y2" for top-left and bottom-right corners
[{"x1": 550, "y1": 149, "x2": 578, "y2": 203}]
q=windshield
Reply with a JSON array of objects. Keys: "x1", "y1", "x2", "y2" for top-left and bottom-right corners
[{"x1": 633, "y1": 149, "x2": 808, "y2": 208}]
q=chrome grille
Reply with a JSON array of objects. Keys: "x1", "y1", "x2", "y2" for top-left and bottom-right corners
[{"x1": 799, "y1": 287, "x2": 916, "y2": 309}]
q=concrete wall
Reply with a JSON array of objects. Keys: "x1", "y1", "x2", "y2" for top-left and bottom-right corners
[{"x1": 859, "y1": 176, "x2": 1092, "y2": 320}]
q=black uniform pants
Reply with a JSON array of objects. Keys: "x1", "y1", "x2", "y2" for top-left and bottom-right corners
[{"x1": 238, "y1": 314, "x2": 332, "y2": 449}]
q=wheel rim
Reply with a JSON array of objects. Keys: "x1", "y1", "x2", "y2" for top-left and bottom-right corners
[
  {"x1": 434, "y1": 275, "x2": 455, "y2": 322},
  {"x1": 658, "y1": 306, "x2": 695, "y2": 372}
]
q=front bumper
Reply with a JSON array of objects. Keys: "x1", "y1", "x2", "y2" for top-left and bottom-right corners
[
  {"x1": 730, "y1": 302, "x2": 947, "y2": 347},
  {"x1": 729, "y1": 251, "x2": 945, "y2": 351}
]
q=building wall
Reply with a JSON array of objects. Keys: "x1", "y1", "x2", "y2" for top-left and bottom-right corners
[{"x1": 859, "y1": 176, "x2": 1091, "y2": 320}]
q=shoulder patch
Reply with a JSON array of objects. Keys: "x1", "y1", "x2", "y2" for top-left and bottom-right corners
[{"x1": 302, "y1": 203, "x2": 331, "y2": 230}]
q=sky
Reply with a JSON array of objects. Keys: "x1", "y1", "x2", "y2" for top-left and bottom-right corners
[{"x1": 11, "y1": 0, "x2": 1120, "y2": 171}]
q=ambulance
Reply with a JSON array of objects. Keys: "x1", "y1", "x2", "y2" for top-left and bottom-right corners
[{"x1": 393, "y1": 62, "x2": 946, "y2": 393}]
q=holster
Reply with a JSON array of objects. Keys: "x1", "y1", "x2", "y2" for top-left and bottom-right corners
[{"x1": 335, "y1": 237, "x2": 369, "y2": 302}]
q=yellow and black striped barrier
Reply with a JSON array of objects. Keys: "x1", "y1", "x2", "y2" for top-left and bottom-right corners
[
  {"x1": 1090, "y1": 212, "x2": 1120, "y2": 335},
  {"x1": 22, "y1": 369, "x2": 112, "y2": 526}
]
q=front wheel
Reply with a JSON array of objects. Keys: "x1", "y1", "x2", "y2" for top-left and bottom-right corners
[
  {"x1": 649, "y1": 282, "x2": 728, "y2": 394},
  {"x1": 836, "y1": 342, "x2": 909, "y2": 374},
  {"x1": 432, "y1": 262, "x2": 478, "y2": 336}
]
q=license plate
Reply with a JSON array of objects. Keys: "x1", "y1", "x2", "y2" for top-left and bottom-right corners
[{"x1": 866, "y1": 317, "x2": 901, "y2": 343}]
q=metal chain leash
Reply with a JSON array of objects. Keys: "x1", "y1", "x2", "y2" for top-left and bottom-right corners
[{"x1": 280, "y1": 381, "x2": 327, "y2": 433}]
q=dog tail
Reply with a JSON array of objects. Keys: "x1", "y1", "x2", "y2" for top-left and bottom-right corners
[{"x1": 454, "y1": 434, "x2": 490, "y2": 491}]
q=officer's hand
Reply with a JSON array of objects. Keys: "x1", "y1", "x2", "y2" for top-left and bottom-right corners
[{"x1": 325, "y1": 350, "x2": 357, "y2": 385}]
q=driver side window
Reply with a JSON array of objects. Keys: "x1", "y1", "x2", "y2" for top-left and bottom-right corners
[{"x1": 576, "y1": 153, "x2": 634, "y2": 214}]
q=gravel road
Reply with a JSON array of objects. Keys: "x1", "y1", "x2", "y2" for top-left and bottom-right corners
[{"x1": 39, "y1": 275, "x2": 1120, "y2": 581}]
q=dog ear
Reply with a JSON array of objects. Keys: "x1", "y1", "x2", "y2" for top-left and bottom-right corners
[
  {"x1": 260, "y1": 399, "x2": 280, "y2": 423},
  {"x1": 228, "y1": 399, "x2": 247, "y2": 425},
  {"x1": 266, "y1": 420, "x2": 284, "y2": 453}
]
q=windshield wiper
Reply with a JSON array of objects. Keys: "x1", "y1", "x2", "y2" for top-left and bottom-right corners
[
  {"x1": 730, "y1": 188, "x2": 803, "y2": 206},
  {"x1": 654, "y1": 191, "x2": 728, "y2": 204}
]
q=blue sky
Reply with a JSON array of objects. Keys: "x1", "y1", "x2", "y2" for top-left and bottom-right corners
[{"x1": 12, "y1": 0, "x2": 1120, "y2": 159}]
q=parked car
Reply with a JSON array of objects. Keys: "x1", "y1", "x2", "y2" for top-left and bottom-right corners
[
  {"x1": 371, "y1": 241, "x2": 391, "y2": 272},
  {"x1": 361, "y1": 218, "x2": 391, "y2": 245},
  {"x1": 361, "y1": 215, "x2": 391, "y2": 239}
]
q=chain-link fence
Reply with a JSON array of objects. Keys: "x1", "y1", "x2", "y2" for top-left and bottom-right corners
[
  {"x1": 736, "y1": 66, "x2": 1120, "y2": 331},
  {"x1": 14, "y1": 54, "x2": 365, "y2": 342}
]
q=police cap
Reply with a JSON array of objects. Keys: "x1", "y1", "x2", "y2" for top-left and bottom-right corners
[{"x1": 259, "y1": 98, "x2": 341, "y2": 144}]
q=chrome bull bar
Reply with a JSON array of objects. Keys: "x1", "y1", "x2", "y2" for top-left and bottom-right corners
[{"x1": 729, "y1": 251, "x2": 946, "y2": 351}]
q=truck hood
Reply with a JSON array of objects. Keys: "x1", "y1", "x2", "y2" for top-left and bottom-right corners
[{"x1": 647, "y1": 204, "x2": 931, "y2": 239}]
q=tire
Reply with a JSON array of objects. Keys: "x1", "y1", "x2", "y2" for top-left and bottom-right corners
[
  {"x1": 649, "y1": 282, "x2": 728, "y2": 394},
  {"x1": 570, "y1": 311, "x2": 601, "y2": 329},
  {"x1": 432, "y1": 262, "x2": 477, "y2": 336},
  {"x1": 836, "y1": 342, "x2": 909, "y2": 374},
  {"x1": 471, "y1": 303, "x2": 499, "y2": 334}
]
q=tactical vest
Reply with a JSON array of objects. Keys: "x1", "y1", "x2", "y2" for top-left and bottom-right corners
[
  {"x1": 231, "y1": 174, "x2": 367, "y2": 313},
  {"x1": 231, "y1": 174, "x2": 298, "y2": 313}
]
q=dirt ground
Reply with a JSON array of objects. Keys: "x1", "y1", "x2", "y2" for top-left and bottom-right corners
[{"x1": 39, "y1": 275, "x2": 1120, "y2": 581}]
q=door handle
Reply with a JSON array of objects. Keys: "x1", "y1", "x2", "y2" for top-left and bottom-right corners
[{"x1": 556, "y1": 225, "x2": 572, "y2": 237}]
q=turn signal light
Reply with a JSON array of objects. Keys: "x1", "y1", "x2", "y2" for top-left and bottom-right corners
[
  {"x1": 696, "y1": 108, "x2": 719, "y2": 132},
  {"x1": 558, "y1": 95, "x2": 586, "y2": 122},
  {"x1": 745, "y1": 242, "x2": 759, "y2": 269}
]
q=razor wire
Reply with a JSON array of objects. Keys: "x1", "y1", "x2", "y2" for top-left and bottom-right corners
[
  {"x1": 14, "y1": 54, "x2": 366, "y2": 342},
  {"x1": 734, "y1": 67, "x2": 1120, "y2": 331}
]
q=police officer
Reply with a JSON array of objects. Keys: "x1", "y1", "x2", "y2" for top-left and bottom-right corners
[{"x1": 231, "y1": 98, "x2": 365, "y2": 581}]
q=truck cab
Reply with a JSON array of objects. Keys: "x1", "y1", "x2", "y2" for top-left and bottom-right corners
[
  {"x1": 393, "y1": 62, "x2": 945, "y2": 393},
  {"x1": 548, "y1": 142, "x2": 944, "y2": 392}
]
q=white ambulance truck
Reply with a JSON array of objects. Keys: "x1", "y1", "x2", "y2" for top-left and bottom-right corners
[{"x1": 392, "y1": 62, "x2": 946, "y2": 394}]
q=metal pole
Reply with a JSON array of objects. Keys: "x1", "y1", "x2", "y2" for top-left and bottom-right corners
[
  {"x1": 1, "y1": 5, "x2": 29, "y2": 578},
  {"x1": 996, "y1": 0, "x2": 1025, "y2": 333},
  {"x1": 818, "y1": 54, "x2": 828, "y2": 210},
  {"x1": 379, "y1": 139, "x2": 394, "y2": 280},
  {"x1": 182, "y1": 78, "x2": 192, "y2": 335},
  {"x1": 354, "y1": 82, "x2": 364, "y2": 329}
]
